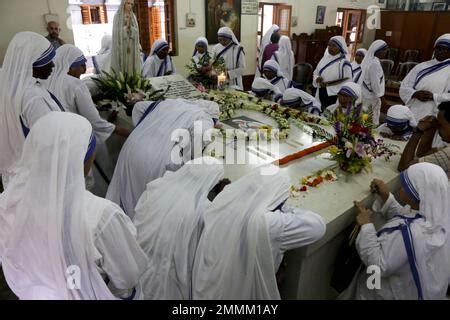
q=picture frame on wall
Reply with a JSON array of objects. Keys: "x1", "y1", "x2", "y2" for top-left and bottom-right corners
[
  {"x1": 316, "y1": 6, "x2": 326, "y2": 24},
  {"x1": 431, "y1": 2, "x2": 448, "y2": 10},
  {"x1": 205, "y1": 0, "x2": 241, "y2": 44}
]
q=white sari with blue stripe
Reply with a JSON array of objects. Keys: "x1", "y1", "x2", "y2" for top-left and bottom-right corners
[
  {"x1": 142, "y1": 54, "x2": 176, "y2": 78},
  {"x1": 400, "y1": 58, "x2": 450, "y2": 122},
  {"x1": 212, "y1": 42, "x2": 246, "y2": 89}
]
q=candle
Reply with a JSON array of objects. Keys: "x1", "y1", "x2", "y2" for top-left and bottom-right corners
[{"x1": 217, "y1": 72, "x2": 226, "y2": 90}]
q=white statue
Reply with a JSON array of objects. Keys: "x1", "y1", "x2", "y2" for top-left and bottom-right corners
[{"x1": 111, "y1": 0, "x2": 141, "y2": 75}]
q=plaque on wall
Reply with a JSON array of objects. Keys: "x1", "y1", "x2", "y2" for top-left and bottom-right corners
[
  {"x1": 242, "y1": 0, "x2": 258, "y2": 15},
  {"x1": 148, "y1": 74, "x2": 202, "y2": 100}
]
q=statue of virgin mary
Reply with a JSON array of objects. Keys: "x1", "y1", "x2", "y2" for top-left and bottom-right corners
[{"x1": 111, "y1": 0, "x2": 141, "y2": 75}]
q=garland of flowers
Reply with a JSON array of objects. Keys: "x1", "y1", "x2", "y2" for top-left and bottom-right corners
[
  {"x1": 206, "y1": 90, "x2": 330, "y2": 141},
  {"x1": 290, "y1": 169, "x2": 338, "y2": 197}
]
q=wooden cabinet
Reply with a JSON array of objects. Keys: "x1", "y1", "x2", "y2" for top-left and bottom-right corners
[
  {"x1": 294, "y1": 40, "x2": 327, "y2": 69},
  {"x1": 376, "y1": 11, "x2": 450, "y2": 63},
  {"x1": 292, "y1": 26, "x2": 342, "y2": 69}
]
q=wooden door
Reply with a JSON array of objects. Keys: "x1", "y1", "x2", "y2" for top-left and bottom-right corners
[
  {"x1": 274, "y1": 5, "x2": 292, "y2": 37},
  {"x1": 342, "y1": 10, "x2": 361, "y2": 59}
]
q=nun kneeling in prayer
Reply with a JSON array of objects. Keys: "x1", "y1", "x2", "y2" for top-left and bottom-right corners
[
  {"x1": 106, "y1": 98, "x2": 220, "y2": 219},
  {"x1": 251, "y1": 77, "x2": 283, "y2": 102},
  {"x1": 281, "y1": 88, "x2": 322, "y2": 115},
  {"x1": 134, "y1": 157, "x2": 227, "y2": 300},
  {"x1": 0, "y1": 112, "x2": 148, "y2": 300},
  {"x1": 192, "y1": 168, "x2": 326, "y2": 300},
  {"x1": 376, "y1": 105, "x2": 417, "y2": 141},
  {"x1": 341, "y1": 163, "x2": 449, "y2": 300},
  {"x1": 0, "y1": 32, "x2": 63, "y2": 188}
]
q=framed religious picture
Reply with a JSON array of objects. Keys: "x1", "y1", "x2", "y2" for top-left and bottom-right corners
[
  {"x1": 431, "y1": 2, "x2": 448, "y2": 10},
  {"x1": 316, "y1": 6, "x2": 326, "y2": 24},
  {"x1": 205, "y1": 0, "x2": 241, "y2": 44}
]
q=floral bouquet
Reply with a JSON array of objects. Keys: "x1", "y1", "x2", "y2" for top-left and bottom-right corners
[
  {"x1": 328, "y1": 103, "x2": 399, "y2": 174},
  {"x1": 93, "y1": 69, "x2": 166, "y2": 116},
  {"x1": 185, "y1": 55, "x2": 226, "y2": 89}
]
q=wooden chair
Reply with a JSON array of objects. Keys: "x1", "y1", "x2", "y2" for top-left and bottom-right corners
[
  {"x1": 395, "y1": 62, "x2": 418, "y2": 81},
  {"x1": 379, "y1": 59, "x2": 395, "y2": 79},
  {"x1": 386, "y1": 48, "x2": 399, "y2": 62},
  {"x1": 402, "y1": 49, "x2": 420, "y2": 62},
  {"x1": 293, "y1": 63, "x2": 313, "y2": 91}
]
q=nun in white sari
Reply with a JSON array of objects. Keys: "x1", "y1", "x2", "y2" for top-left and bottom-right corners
[
  {"x1": 0, "y1": 32, "x2": 62, "y2": 188},
  {"x1": 281, "y1": 88, "x2": 322, "y2": 115},
  {"x1": 272, "y1": 35, "x2": 295, "y2": 81},
  {"x1": 360, "y1": 40, "x2": 389, "y2": 126},
  {"x1": 93, "y1": 35, "x2": 112, "y2": 75},
  {"x1": 256, "y1": 24, "x2": 279, "y2": 77},
  {"x1": 376, "y1": 105, "x2": 417, "y2": 140},
  {"x1": 134, "y1": 157, "x2": 224, "y2": 300},
  {"x1": 0, "y1": 112, "x2": 148, "y2": 300},
  {"x1": 84, "y1": 35, "x2": 113, "y2": 96},
  {"x1": 213, "y1": 27, "x2": 246, "y2": 89},
  {"x1": 47, "y1": 44, "x2": 116, "y2": 143},
  {"x1": 313, "y1": 36, "x2": 353, "y2": 110},
  {"x1": 47, "y1": 44, "x2": 127, "y2": 195},
  {"x1": 192, "y1": 168, "x2": 326, "y2": 300},
  {"x1": 400, "y1": 34, "x2": 450, "y2": 122},
  {"x1": 351, "y1": 48, "x2": 367, "y2": 83},
  {"x1": 192, "y1": 37, "x2": 211, "y2": 69},
  {"x1": 106, "y1": 98, "x2": 219, "y2": 219},
  {"x1": 263, "y1": 60, "x2": 293, "y2": 94},
  {"x1": 342, "y1": 163, "x2": 449, "y2": 300},
  {"x1": 325, "y1": 82, "x2": 362, "y2": 118},
  {"x1": 142, "y1": 39, "x2": 176, "y2": 78},
  {"x1": 111, "y1": 0, "x2": 141, "y2": 75},
  {"x1": 251, "y1": 77, "x2": 283, "y2": 102}
]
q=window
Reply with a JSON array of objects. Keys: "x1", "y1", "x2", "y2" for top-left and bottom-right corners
[
  {"x1": 147, "y1": 0, "x2": 177, "y2": 55},
  {"x1": 257, "y1": 2, "x2": 292, "y2": 43},
  {"x1": 80, "y1": 4, "x2": 108, "y2": 25}
]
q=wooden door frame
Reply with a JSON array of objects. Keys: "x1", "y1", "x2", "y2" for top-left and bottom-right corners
[
  {"x1": 338, "y1": 8, "x2": 366, "y2": 58},
  {"x1": 258, "y1": 2, "x2": 289, "y2": 41},
  {"x1": 274, "y1": 4, "x2": 292, "y2": 37}
]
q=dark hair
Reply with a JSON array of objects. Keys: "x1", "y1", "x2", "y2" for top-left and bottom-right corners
[
  {"x1": 270, "y1": 32, "x2": 281, "y2": 44},
  {"x1": 207, "y1": 179, "x2": 231, "y2": 202},
  {"x1": 438, "y1": 101, "x2": 450, "y2": 122}
]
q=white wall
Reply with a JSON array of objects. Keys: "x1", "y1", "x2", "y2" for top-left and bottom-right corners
[
  {"x1": 0, "y1": 0, "x2": 74, "y2": 64},
  {"x1": 172, "y1": 0, "x2": 383, "y2": 77},
  {"x1": 0, "y1": 0, "x2": 384, "y2": 74}
]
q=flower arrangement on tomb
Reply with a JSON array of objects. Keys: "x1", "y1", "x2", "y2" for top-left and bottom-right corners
[
  {"x1": 93, "y1": 69, "x2": 165, "y2": 115},
  {"x1": 207, "y1": 90, "x2": 329, "y2": 141},
  {"x1": 328, "y1": 103, "x2": 400, "y2": 174},
  {"x1": 290, "y1": 169, "x2": 338, "y2": 197},
  {"x1": 185, "y1": 55, "x2": 226, "y2": 89}
]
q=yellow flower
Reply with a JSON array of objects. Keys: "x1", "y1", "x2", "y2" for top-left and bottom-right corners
[
  {"x1": 362, "y1": 114, "x2": 369, "y2": 121},
  {"x1": 329, "y1": 145, "x2": 339, "y2": 154}
]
